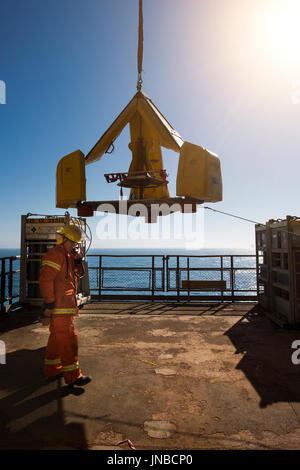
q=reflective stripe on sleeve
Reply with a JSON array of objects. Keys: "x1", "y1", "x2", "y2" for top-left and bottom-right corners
[{"x1": 42, "y1": 260, "x2": 62, "y2": 271}]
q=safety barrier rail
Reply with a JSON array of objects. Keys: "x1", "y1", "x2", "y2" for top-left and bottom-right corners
[
  {"x1": 0, "y1": 256, "x2": 21, "y2": 313},
  {"x1": 86, "y1": 254, "x2": 259, "y2": 302},
  {"x1": 0, "y1": 253, "x2": 259, "y2": 313}
]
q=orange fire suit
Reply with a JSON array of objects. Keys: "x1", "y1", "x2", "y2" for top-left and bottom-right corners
[{"x1": 39, "y1": 244, "x2": 84, "y2": 384}]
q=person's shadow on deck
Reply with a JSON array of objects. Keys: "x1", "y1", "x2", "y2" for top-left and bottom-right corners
[
  {"x1": 0, "y1": 347, "x2": 87, "y2": 449},
  {"x1": 225, "y1": 306, "x2": 300, "y2": 408}
]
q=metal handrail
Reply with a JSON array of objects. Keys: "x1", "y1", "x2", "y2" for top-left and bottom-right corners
[
  {"x1": 0, "y1": 256, "x2": 21, "y2": 313},
  {"x1": 0, "y1": 253, "x2": 258, "y2": 312},
  {"x1": 86, "y1": 253, "x2": 258, "y2": 301}
]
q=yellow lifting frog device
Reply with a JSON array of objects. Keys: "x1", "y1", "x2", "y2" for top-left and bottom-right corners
[{"x1": 56, "y1": 0, "x2": 222, "y2": 223}]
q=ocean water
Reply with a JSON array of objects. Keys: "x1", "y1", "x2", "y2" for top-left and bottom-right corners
[
  {"x1": 0, "y1": 249, "x2": 20, "y2": 258},
  {"x1": 0, "y1": 247, "x2": 256, "y2": 304},
  {"x1": 0, "y1": 247, "x2": 255, "y2": 258}
]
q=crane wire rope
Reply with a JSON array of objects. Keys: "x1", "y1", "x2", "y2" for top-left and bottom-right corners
[
  {"x1": 137, "y1": 0, "x2": 143, "y2": 91},
  {"x1": 203, "y1": 205, "x2": 300, "y2": 239}
]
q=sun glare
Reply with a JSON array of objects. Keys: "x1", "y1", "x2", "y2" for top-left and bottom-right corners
[{"x1": 263, "y1": 0, "x2": 300, "y2": 68}]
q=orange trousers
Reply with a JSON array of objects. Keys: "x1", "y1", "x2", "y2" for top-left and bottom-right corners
[{"x1": 44, "y1": 316, "x2": 82, "y2": 384}]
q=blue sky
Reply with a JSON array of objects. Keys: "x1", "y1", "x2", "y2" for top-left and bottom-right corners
[{"x1": 0, "y1": 0, "x2": 299, "y2": 249}]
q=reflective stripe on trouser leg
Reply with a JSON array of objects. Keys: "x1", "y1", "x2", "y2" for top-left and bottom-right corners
[
  {"x1": 45, "y1": 358, "x2": 61, "y2": 365},
  {"x1": 44, "y1": 320, "x2": 63, "y2": 377},
  {"x1": 44, "y1": 358, "x2": 62, "y2": 376},
  {"x1": 48, "y1": 316, "x2": 82, "y2": 384},
  {"x1": 62, "y1": 361, "x2": 80, "y2": 372}
]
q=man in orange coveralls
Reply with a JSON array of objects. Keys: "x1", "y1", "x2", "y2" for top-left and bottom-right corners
[{"x1": 39, "y1": 225, "x2": 92, "y2": 387}]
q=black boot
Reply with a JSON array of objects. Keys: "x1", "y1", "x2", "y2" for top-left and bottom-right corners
[{"x1": 72, "y1": 375, "x2": 92, "y2": 386}]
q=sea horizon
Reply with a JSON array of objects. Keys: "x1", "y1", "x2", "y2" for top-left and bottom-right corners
[
  {"x1": 0, "y1": 246, "x2": 256, "y2": 260},
  {"x1": 0, "y1": 246, "x2": 255, "y2": 252}
]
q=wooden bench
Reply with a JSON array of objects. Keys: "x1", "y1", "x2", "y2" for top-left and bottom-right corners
[{"x1": 182, "y1": 280, "x2": 226, "y2": 291}]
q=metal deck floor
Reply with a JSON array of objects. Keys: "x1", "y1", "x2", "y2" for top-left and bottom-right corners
[
  {"x1": 1, "y1": 302, "x2": 300, "y2": 450},
  {"x1": 79, "y1": 301, "x2": 256, "y2": 316}
]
